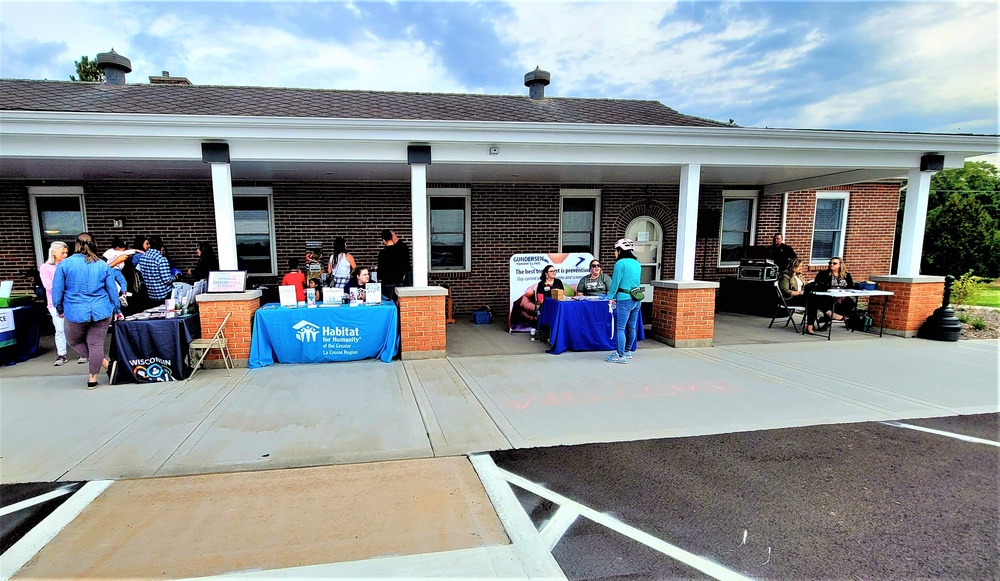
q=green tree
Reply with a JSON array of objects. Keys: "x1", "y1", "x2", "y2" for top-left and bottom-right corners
[
  {"x1": 922, "y1": 161, "x2": 1000, "y2": 278},
  {"x1": 70, "y1": 56, "x2": 103, "y2": 82}
]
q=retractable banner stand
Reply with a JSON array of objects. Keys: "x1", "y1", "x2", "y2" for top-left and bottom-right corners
[{"x1": 508, "y1": 252, "x2": 593, "y2": 332}]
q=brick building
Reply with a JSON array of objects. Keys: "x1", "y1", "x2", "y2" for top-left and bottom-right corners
[{"x1": 1, "y1": 54, "x2": 996, "y2": 355}]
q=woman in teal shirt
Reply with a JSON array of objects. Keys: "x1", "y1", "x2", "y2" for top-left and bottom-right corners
[{"x1": 606, "y1": 238, "x2": 642, "y2": 364}]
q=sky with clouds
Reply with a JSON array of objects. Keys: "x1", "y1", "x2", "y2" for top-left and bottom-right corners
[{"x1": 1, "y1": 0, "x2": 997, "y2": 135}]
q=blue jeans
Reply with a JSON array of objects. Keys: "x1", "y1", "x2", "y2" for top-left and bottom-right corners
[{"x1": 614, "y1": 298, "x2": 642, "y2": 356}]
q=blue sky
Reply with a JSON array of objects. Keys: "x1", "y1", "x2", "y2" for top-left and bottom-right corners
[{"x1": 1, "y1": 0, "x2": 997, "y2": 135}]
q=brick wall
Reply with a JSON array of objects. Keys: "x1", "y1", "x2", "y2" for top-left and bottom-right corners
[
  {"x1": 784, "y1": 183, "x2": 901, "y2": 281},
  {"x1": 0, "y1": 184, "x2": 35, "y2": 291},
  {"x1": 397, "y1": 293, "x2": 446, "y2": 356},
  {"x1": 197, "y1": 296, "x2": 261, "y2": 365},
  {"x1": 651, "y1": 287, "x2": 716, "y2": 344},
  {"x1": 867, "y1": 280, "x2": 943, "y2": 335},
  {"x1": 0, "y1": 179, "x2": 903, "y2": 316}
]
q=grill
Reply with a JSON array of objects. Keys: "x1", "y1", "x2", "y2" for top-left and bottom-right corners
[{"x1": 737, "y1": 259, "x2": 779, "y2": 281}]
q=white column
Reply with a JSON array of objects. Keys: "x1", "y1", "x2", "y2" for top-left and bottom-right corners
[
  {"x1": 210, "y1": 163, "x2": 238, "y2": 270},
  {"x1": 410, "y1": 163, "x2": 429, "y2": 287},
  {"x1": 674, "y1": 163, "x2": 701, "y2": 281},
  {"x1": 896, "y1": 168, "x2": 933, "y2": 276}
]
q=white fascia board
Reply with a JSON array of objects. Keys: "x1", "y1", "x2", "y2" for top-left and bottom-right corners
[{"x1": 1, "y1": 111, "x2": 997, "y2": 161}]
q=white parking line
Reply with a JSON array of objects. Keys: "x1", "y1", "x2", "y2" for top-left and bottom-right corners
[
  {"x1": 881, "y1": 421, "x2": 1000, "y2": 447},
  {"x1": 0, "y1": 480, "x2": 113, "y2": 581},
  {"x1": 490, "y1": 463, "x2": 753, "y2": 581},
  {"x1": 0, "y1": 485, "x2": 75, "y2": 517}
]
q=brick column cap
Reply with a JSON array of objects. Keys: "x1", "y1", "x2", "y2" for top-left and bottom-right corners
[
  {"x1": 870, "y1": 275, "x2": 945, "y2": 284},
  {"x1": 196, "y1": 290, "x2": 263, "y2": 302},
  {"x1": 651, "y1": 280, "x2": 720, "y2": 290},
  {"x1": 395, "y1": 286, "x2": 448, "y2": 297}
]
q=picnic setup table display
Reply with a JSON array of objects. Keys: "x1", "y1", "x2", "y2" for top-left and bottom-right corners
[
  {"x1": 0, "y1": 305, "x2": 42, "y2": 366},
  {"x1": 109, "y1": 310, "x2": 201, "y2": 383},
  {"x1": 249, "y1": 302, "x2": 399, "y2": 367},
  {"x1": 538, "y1": 297, "x2": 644, "y2": 354},
  {"x1": 809, "y1": 289, "x2": 894, "y2": 340}
]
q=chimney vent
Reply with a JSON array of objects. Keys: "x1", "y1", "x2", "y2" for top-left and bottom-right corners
[
  {"x1": 149, "y1": 70, "x2": 193, "y2": 85},
  {"x1": 96, "y1": 49, "x2": 131, "y2": 85},
  {"x1": 524, "y1": 66, "x2": 550, "y2": 100}
]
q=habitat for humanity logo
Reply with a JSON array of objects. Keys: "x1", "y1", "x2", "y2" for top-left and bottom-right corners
[{"x1": 293, "y1": 320, "x2": 321, "y2": 342}]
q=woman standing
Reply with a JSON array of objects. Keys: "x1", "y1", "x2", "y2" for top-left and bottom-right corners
[
  {"x1": 606, "y1": 238, "x2": 642, "y2": 364},
  {"x1": 39, "y1": 241, "x2": 69, "y2": 366},
  {"x1": 188, "y1": 241, "x2": 219, "y2": 280},
  {"x1": 328, "y1": 237, "x2": 356, "y2": 290},
  {"x1": 53, "y1": 233, "x2": 122, "y2": 389}
]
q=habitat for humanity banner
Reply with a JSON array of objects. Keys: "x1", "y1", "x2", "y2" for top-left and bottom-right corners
[{"x1": 508, "y1": 253, "x2": 593, "y2": 332}]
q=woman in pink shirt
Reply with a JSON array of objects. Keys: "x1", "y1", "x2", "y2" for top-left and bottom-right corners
[{"x1": 39, "y1": 241, "x2": 69, "y2": 365}]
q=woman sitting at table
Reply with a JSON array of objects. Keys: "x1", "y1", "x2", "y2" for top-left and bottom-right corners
[
  {"x1": 576, "y1": 260, "x2": 612, "y2": 296},
  {"x1": 779, "y1": 259, "x2": 808, "y2": 307},
  {"x1": 535, "y1": 266, "x2": 564, "y2": 305},
  {"x1": 308, "y1": 277, "x2": 323, "y2": 303},
  {"x1": 805, "y1": 256, "x2": 856, "y2": 335},
  {"x1": 344, "y1": 266, "x2": 370, "y2": 302}
]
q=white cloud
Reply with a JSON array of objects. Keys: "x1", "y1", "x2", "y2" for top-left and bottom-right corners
[
  {"x1": 782, "y1": 2, "x2": 998, "y2": 131},
  {"x1": 492, "y1": 1, "x2": 821, "y2": 112}
]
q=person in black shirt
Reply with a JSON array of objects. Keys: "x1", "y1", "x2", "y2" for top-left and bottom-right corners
[
  {"x1": 765, "y1": 233, "x2": 797, "y2": 272},
  {"x1": 377, "y1": 229, "x2": 410, "y2": 300}
]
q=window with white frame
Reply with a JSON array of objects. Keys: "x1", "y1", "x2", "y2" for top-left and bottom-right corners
[
  {"x1": 428, "y1": 188, "x2": 471, "y2": 272},
  {"x1": 560, "y1": 190, "x2": 600, "y2": 254},
  {"x1": 233, "y1": 187, "x2": 276, "y2": 275},
  {"x1": 719, "y1": 191, "x2": 757, "y2": 266},
  {"x1": 29, "y1": 187, "x2": 86, "y2": 266},
  {"x1": 810, "y1": 192, "x2": 850, "y2": 264}
]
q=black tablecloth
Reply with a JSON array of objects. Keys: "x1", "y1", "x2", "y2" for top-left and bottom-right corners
[
  {"x1": 0, "y1": 305, "x2": 42, "y2": 366},
  {"x1": 109, "y1": 314, "x2": 201, "y2": 383},
  {"x1": 717, "y1": 277, "x2": 776, "y2": 316}
]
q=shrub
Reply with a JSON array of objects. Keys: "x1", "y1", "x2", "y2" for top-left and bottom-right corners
[
  {"x1": 950, "y1": 271, "x2": 987, "y2": 305},
  {"x1": 956, "y1": 311, "x2": 988, "y2": 330}
]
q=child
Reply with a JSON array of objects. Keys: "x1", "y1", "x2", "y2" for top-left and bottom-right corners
[{"x1": 281, "y1": 257, "x2": 306, "y2": 302}]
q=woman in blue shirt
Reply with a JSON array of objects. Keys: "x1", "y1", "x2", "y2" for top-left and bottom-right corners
[
  {"x1": 606, "y1": 238, "x2": 643, "y2": 364},
  {"x1": 53, "y1": 233, "x2": 122, "y2": 389}
]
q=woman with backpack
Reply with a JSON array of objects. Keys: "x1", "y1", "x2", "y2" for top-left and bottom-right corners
[{"x1": 606, "y1": 238, "x2": 642, "y2": 364}]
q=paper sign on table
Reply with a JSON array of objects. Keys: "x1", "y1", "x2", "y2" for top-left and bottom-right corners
[{"x1": 278, "y1": 285, "x2": 298, "y2": 307}]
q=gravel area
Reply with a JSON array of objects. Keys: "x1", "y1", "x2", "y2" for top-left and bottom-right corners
[{"x1": 955, "y1": 306, "x2": 1000, "y2": 340}]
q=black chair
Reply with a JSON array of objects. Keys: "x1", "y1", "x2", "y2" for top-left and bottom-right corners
[{"x1": 769, "y1": 281, "x2": 806, "y2": 333}]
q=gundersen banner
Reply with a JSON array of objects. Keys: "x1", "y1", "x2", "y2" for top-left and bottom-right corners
[{"x1": 508, "y1": 252, "x2": 593, "y2": 332}]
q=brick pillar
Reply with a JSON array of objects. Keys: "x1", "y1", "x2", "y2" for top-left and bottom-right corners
[
  {"x1": 868, "y1": 275, "x2": 945, "y2": 337},
  {"x1": 194, "y1": 290, "x2": 262, "y2": 367},
  {"x1": 650, "y1": 280, "x2": 720, "y2": 348},
  {"x1": 396, "y1": 286, "x2": 447, "y2": 360}
]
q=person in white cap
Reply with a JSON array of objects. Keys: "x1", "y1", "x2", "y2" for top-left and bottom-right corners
[{"x1": 606, "y1": 238, "x2": 643, "y2": 364}]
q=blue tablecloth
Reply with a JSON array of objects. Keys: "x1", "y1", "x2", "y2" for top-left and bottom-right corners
[
  {"x1": 110, "y1": 314, "x2": 201, "y2": 383},
  {"x1": 539, "y1": 299, "x2": 644, "y2": 354},
  {"x1": 0, "y1": 305, "x2": 42, "y2": 366},
  {"x1": 249, "y1": 303, "x2": 399, "y2": 367}
]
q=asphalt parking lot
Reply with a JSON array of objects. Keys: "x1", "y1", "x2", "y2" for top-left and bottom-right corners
[{"x1": 492, "y1": 413, "x2": 999, "y2": 580}]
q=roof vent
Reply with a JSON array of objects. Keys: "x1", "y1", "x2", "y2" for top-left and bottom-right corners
[
  {"x1": 524, "y1": 67, "x2": 550, "y2": 100},
  {"x1": 96, "y1": 49, "x2": 131, "y2": 85},
  {"x1": 149, "y1": 71, "x2": 193, "y2": 86}
]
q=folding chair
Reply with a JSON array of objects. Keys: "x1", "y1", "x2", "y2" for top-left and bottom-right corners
[
  {"x1": 188, "y1": 313, "x2": 234, "y2": 380},
  {"x1": 768, "y1": 281, "x2": 806, "y2": 333}
]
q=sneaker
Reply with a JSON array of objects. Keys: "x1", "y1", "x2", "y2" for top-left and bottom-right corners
[
  {"x1": 624, "y1": 351, "x2": 633, "y2": 360},
  {"x1": 53, "y1": 355, "x2": 67, "y2": 366},
  {"x1": 78, "y1": 356, "x2": 88, "y2": 364},
  {"x1": 605, "y1": 353, "x2": 628, "y2": 364}
]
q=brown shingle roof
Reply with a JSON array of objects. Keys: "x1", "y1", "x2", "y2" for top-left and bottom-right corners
[{"x1": 0, "y1": 79, "x2": 729, "y2": 127}]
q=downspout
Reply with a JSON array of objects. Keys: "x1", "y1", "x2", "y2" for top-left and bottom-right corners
[{"x1": 781, "y1": 192, "x2": 789, "y2": 237}]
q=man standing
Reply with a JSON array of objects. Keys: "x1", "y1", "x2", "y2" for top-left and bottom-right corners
[
  {"x1": 765, "y1": 233, "x2": 797, "y2": 272},
  {"x1": 137, "y1": 235, "x2": 173, "y2": 303},
  {"x1": 377, "y1": 229, "x2": 410, "y2": 300}
]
